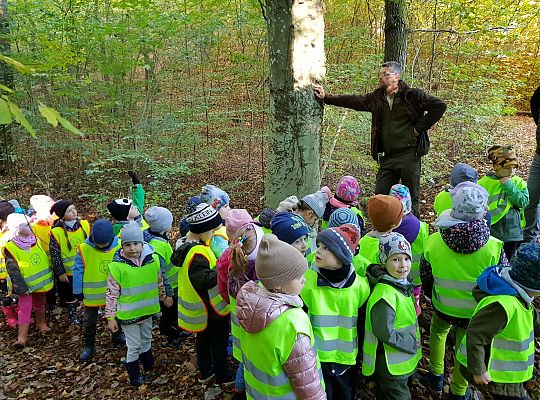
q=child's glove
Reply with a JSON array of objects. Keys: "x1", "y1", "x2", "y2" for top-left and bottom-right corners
[{"x1": 127, "y1": 170, "x2": 141, "y2": 185}]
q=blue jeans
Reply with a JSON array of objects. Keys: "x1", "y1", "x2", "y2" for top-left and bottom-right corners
[
  {"x1": 523, "y1": 153, "x2": 540, "y2": 242},
  {"x1": 235, "y1": 362, "x2": 245, "y2": 391}
]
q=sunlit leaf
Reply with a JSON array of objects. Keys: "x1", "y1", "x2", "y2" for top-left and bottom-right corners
[
  {"x1": 57, "y1": 115, "x2": 84, "y2": 137},
  {"x1": 0, "y1": 54, "x2": 35, "y2": 74},
  {"x1": 0, "y1": 98, "x2": 12, "y2": 124},
  {"x1": 7, "y1": 100, "x2": 36, "y2": 137},
  {"x1": 38, "y1": 102, "x2": 59, "y2": 127}
]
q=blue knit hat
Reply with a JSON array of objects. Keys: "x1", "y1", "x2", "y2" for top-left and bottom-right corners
[
  {"x1": 90, "y1": 219, "x2": 114, "y2": 246},
  {"x1": 509, "y1": 243, "x2": 540, "y2": 291},
  {"x1": 201, "y1": 185, "x2": 230, "y2": 211},
  {"x1": 271, "y1": 212, "x2": 309, "y2": 245},
  {"x1": 328, "y1": 207, "x2": 358, "y2": 228}
]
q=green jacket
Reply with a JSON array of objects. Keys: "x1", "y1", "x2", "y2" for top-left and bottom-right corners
[{"x1": 112, "y1": 184, "x2": 146, "y2": 236}]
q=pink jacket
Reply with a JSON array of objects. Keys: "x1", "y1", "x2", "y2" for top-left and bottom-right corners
[
  {"x1": 216, "y1": 247, "x2": 231, "y2": 303},
  {"x1": 236, "y1": 281, "x2": 326, "y2": 400}
]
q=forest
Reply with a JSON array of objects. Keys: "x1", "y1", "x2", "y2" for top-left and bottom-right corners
[{"x1": 0, "y1": 0, "x2": 539, "y2": 399}]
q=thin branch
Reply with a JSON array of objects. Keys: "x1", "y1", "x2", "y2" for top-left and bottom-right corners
[
  {"x1": 257, "y1": 0, "x2": 268, "y2": 22},
  {"x1": 409, "y1": 26, "x2": 516, "y2": 35}
]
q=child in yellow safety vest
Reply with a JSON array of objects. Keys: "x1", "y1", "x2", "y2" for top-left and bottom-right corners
[
  {"x1": 358, "y1": 195, "x2": 404, "y2": 269},
  {"x1": 172, "y1": 203, "x2": 233, "y2": 385},
  {"x1": 0, "y1": 201, "x2": 16, "y2": 329},
  {"x1": 478, "y1": 145, "x2": 529, "y2": 260},
  {"x1": 73, "y1": 219, "x2": 123, "y2": 362},
  {"x1": 456, "y1": 243, "x2": 540, "y2": 400},
  {"x1": 49, "y1": 200, "x2": 90, "y2": 325},
  {"x1": 301, "y1": 224, "x2": 370, "y2": 400},
  {"x1": 3, "y1": 213, "x2": 53, "y2": 347},
  {"x1": 271, "y1": 211, "x2": 310, "y2": 256},
  {"x1": 420, "y1": 184, "x2": 509, "y2": 400},
  {"x1": 389, "y1": 184, "x2": 429, "y2": 316},
  {"x1": 362, "y1": 233, "x2": 420, "y2": 400},
  {"x1": 142, "y1": 206, "x2": 187, "y2": 347},
  {"x1": 236, "y1": 234, "x2": 326, "y2": 400},
  {"x1": 433, "y1": 163, "x2": 479, "y2": 217},
  {"x1": 106, "y1": 222, "x2": 171, "y2": 387}
]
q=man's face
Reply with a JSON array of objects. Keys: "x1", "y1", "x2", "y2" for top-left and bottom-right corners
[{"x1": 379, "y1": 67, "x2": 400, "y2": 89}]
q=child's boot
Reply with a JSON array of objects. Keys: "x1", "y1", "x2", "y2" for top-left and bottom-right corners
[
  {"x1": 450, "y1": 388, "x2": 472, "y2": 400},
  {"x1": 2, "y1": 305, "x2": 17, "y2": 329},
  {"x1": 79, "y1": 340, "x2": 95, "y2": 362},
  {"x1": 35, "y1": 310, "x2": 51, "y2": 333},
  {"x1": 139, "y1": 349, "x2": 154, "y2": 382},
  {"x1": 13, "y1": 323, "x2": 30, "y2": 348},
  {"x1": 111, "y1": 329, "x2": 126, "y2": 346},
  {"x1": 67, "y1": 303, "x2": 80, "y2": 325},
  {"x1": 125, "y1": 359, "x2": 145, "y2": 386},
  {"x1": 419, "y1": 371, "x2": 443, "y2": 396}
]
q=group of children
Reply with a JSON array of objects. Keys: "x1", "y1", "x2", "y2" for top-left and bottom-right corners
[{"x1": 0, "y1": 145, "x2": 538, "y2": 400}]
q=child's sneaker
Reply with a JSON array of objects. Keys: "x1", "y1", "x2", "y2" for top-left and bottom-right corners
[{"x1": 198, "y1": 372, "x2": 215, "y2": 384}]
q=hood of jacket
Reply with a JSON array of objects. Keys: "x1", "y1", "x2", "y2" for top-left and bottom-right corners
[
  {"x1": 366, "y1": 263, "x2": 415, "y2": 295},
  {"x1": 440, "y1": 219, "x2": 490, "y2": 254},
  {"x1": 236, "y1": 281, "x2": 303, "y2": 334},
  {"x1": 475, "y1": 265, "x2": 534, "y2": 304}
]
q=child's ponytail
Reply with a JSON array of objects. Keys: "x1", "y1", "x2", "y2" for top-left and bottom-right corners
[{"x1": 229, "y1": 224, "x2": 257, "y2": 279}]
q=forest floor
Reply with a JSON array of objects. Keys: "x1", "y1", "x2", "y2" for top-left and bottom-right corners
[{"x1": 0, "y1": 116, "x2": 538, "y2": 400}]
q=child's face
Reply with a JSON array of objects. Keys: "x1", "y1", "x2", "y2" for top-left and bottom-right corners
[
  {"x1": 315, "y1": 242, "x2": 342, "y2": 270},
  {"x1": 299, "y1": 209, "x2": 318, "y2": 227},
  {"x1": 291, "y1": 235, "x2": 308, "y2": 255},
  {"x1": 279, "y1": 274, "x2": 306, "y2": 296},
  {"x1": 385, "y1": 253, "x2": 412, "y2": 279},
  {"x1": 63, "y1": 205, "x2": 78, "y2": 221},
  {"x1": 127, "y1": 205, "x2": 140, "y2": 221},
  {"x1": 122, "y1": 242, "x2": 143, "y2": 259},
  {"x1": 18, "y1": 224, "x2": 33, "y2": 237},
  {"x1": 218, "y1": 204, "x2": 230, "y2": 220},
  {"x1": 495, "y1": 166, "x2": 515, "y2": 178}
]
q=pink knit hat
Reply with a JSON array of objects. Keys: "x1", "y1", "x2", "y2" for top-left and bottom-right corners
[
  {"x1": 330, "y1": 176, "x2": 361, "y2": 207},
  {"x1": 225, "y1": 209, "x2": 253, "y2": 239}
]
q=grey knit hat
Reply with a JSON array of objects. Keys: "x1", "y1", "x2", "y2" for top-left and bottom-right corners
[
  {"x1": 379, "y1": 232, "x2": 412, "y2": 265},
  {"x1": 255, "y1": 234, "x2": 308, "y2": 290},
  {"x1": 450, "y1": 184, "x2": 488, "y2": 222},
  {"x1": 302, "y1": 189, "x2": 330, "y2": 219},
  {"x1": 509, "y1": 243, "x2": 540, "y2": 291},
  {"x1": 145, "y1": 206, "x2": 173, "y2": 234},
  {"x1": 120, "y1": 221, "x2": 144, "y2": 244}
]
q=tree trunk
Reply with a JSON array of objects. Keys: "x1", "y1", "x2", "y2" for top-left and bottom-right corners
[
  {"x1": 383, "y1": 0, "x2": 407, "y2": 70},
  {"x1": 264, "y1": 0, "x2": 325, "y2": 209},
  {"x1": 0, "y1": 0, "x2": 12, "y2": 175}
]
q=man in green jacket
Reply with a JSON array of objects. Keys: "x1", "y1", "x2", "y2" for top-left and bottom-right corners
[{"x1": 314, "y1": 61, "x2": 447, "y2": 217}]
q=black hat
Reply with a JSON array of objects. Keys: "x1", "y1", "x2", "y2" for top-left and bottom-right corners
[
  {"x1": 50, "y1": 200, "x2": 73, "y2": 219},
  {"x1": 107, "y1": 198, "x2": 132, "y2": 222}
]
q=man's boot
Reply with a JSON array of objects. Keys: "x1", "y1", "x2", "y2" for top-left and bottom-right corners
[
  {"x1": 79, "y1": 340, "x2": 95, "y2": 362},
  {"x1": 125, "y1": 359, "x2": 144, "y2": 387},
  {"x1": 14, "y1": 323, "x2": 30, "y2": 348},
  {"x1": 35, "y1": 310, "x2": 51, "y2": 333},
  {"x1": 67, "y1": 303, "x2": 80, "y2": 325}
]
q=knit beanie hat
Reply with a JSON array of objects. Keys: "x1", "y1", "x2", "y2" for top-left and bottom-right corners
[
  {"x1": 225, "y1": 208, "x2": 253, "y2": 239},
  {"x1": 185, "y1": 196, "x2": 202, "y2": 214},
  {"x1": 330, "y1": 176, "x2": 361, "y2": 207},
  {"x1": 301, "y1": 189, "x2": 330, "y2": 219},
  {"x1": 317, "y1": 224, "x2": 361, "y2": 266},
  {"x1": 255, "y1": 234, "x2": 308, "y2": 290},
  {"x1": 145, "y1": 206, "x2": 173, "y2": 234},
  {"x1": 30, "y1": 195, "x2": 54, "y2": 220},
  {"x1": 179, "y1": 218, "x2": 190, "y2": 237},
  {"x1": 487, "y1": 145, "x2": 519, "y2": 171},
  {"x1": 50, "y1": 200, "x2": 73, "y2": 219},
  {"x1": 328, "y1": 207, "x2": 358, "y2": 228},
  {"x1": 107, "y1": 198, "x2": 132, "y2": 221},
  {"x1": 0, "y1": 200, "x2": 14, "y2": 220},
  {"x1": 450, "y1": 183, "x2": 488, "y2": 222},
  {"x1": 258, "y1": 207, "x2": 276, "y2": 229},
  {"x1": 367, "y1": 195, "x2": 403, "y2": 232},
  {"x1": 270, "y1": 212, "x2": 309, "y2": 245},
  {"x1": 120, "y1": 221, "x2": 144, "y2": 244},
  {"x1": 389, "y1": 184, "x2": 412, "y2": 215},
  {"x1": 6, "y1": 213, "x2": 30, "y2": 235},
  {"x1": 186, "y1": 203, "x2": 223, "y2": 234},
  {"x1": 508, "y1": 243, "x2": 540, "y2": 292},
  {"x1": 201, "y1": 184, "x2": 230, "y2": 211},
  {"x1": 276, "y1": 196, "x2": 299, "y2": 213},
  {"x1": 450, "y1": 163, "x2": 479, "y2": 187},
  {"x1": 90, "y1": 219, "x2": 114, "y2": 246},
  {"x1": 379, "y1": 232, "x2": 412, "y2": 265}
]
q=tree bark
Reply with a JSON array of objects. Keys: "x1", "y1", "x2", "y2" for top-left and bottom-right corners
[
  {"x1": 264, "y1": 0, "x2": 325, "y2": 209},
  {"x1": 0, "y1": 0, "x2": 12, "y2": 175},
  {"x1": 383, "y1": 0, "x2": 407, "y2": 70}
]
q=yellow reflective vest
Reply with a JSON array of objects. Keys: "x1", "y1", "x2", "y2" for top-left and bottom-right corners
[
  {"x1": 3, "y1": 241, "x2": 53, "y2": 293},
  {"x1": 50, "y1": 220, "x2": 90, "y2": 276}
]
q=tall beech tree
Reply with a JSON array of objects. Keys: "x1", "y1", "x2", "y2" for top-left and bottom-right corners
[
  {"x1": 263, "y1": 0, "x2": 325, "y2": 208},
  {"x1": 384, "y1": 0, "x2": 407, "y2": 69}
]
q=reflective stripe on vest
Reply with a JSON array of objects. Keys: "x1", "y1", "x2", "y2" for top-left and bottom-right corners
[
  {"x1": 457, "y1": 295, "x2": 535, "y2": 383},
  {"x1": 478, "y1": 176, "x2": 527, "y2": 225},
  {"x1": 51, "y1": 220, "x2": 90, "y2": 276},
  {"x1": 409, "y1": 221, "x2": 429, "y2": 285},
  {"x1": 0, "y1": 230, "x2": 10, "y2": 279},
  {"x1": 363, "y1": 283, "x2": 421, "y2": 376},
  {"x1": 424, "y1": 232, "x2": 502, "y2": 318},
  {"x1": 177, "y1": 244, "x2": 229, "y2": 332},
  {"x1": 149, "y1": 237, "x2": 178, "y2": 290},
  {"x1": 4, "y1": 241, "x2": 53, "y2": 293},
  {"x1": 241, "y1": 307, "x2": 323, "y2": 399},
  {"x1": 108, "y1": 254, "x2": 161, "y2": 320},
  {"x1": 301, "y1": 268, "x2": 370, "y2": 365},
  {"x1": 79, "y1": 241, "x2": 120, "y2": 307}
]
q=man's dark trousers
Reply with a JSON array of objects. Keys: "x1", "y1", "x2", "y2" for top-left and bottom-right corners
[{"x1": 374, "y1": 149, "x2": 421, "y2": 218}]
